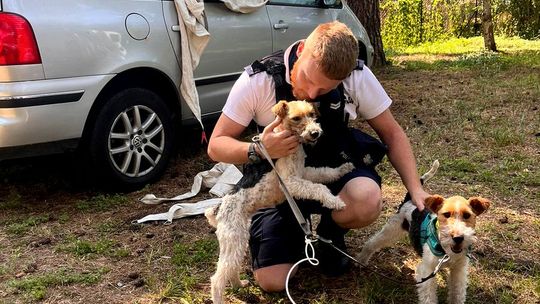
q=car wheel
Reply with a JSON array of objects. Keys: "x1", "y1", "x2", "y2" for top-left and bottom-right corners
[{"x1": 89, "y1": 88, "x2": 175, "y2": 189}]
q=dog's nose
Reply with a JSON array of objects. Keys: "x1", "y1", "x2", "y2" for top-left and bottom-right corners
[
  {"x1": 310, "y1": 131, "x2": 320, "y2": 139},
  {"x1": 452, "y1": 236, "x2": 464, "y2": 244}
]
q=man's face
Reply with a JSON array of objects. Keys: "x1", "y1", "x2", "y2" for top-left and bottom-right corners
[{"x1": 290, "y1": 48, "x2": 341, "y2": 101}]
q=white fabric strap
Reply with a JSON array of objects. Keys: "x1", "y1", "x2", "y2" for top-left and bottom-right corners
[
  {"x1": 139, "y1": 163, "x2": 242, "y2": 204},
  {"x1": 134, "y1": 198, "x2": 223, "y2": 225},
  {"x1": 135, "y1": 163, "x2": 242, "y2": 224}
]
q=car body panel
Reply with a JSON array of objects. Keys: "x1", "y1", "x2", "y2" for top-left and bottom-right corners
[
  {"x1": 0, "y1": 75, "x2": 113, "y2": 147},
  {"x1": 0, "y1": 64, "x2": 44, "y2": 82},
  {"x1": 266, "y1": 0, "x2": 339, "y2": 52}
]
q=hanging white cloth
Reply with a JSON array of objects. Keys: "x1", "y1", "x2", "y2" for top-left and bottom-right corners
[
  {"x1": 174, "y1": 0, "x2": 210, "y2": 131},
  {"x1": 172, "y1": 0, "x2": 267, "y2": 132},
  {"x1": 135, "y1": 163, "x2": 243, "y2": 224}
]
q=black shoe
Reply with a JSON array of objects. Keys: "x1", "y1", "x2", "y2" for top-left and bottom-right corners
[{"x1": 315, "y1": 212, "x2": 350, "y2": 277}]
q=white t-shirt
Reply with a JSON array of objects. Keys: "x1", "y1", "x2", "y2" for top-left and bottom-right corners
[{"x1": 223, "y1": 41, "x2": 392, "y2": 127}]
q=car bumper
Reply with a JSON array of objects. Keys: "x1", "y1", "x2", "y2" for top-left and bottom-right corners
[{"x1": 0, "y1": 74, "x2": 114, "y2": 151}]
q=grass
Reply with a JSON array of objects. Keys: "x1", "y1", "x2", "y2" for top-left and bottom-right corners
[
  {"x1": 388, "y1": 36, "x2": 540, "y2": 55},
  {"x1": 4, "y1": 214, "x2": 51, "y2": 236},
  {"x1": 57, "y1": 236, "x2": 130, "y2": 258},
  {"x1": 75, "y1": 194, "x2": 129, "y2": 212},
  {"x1": 6, "y1": 268, "x2": 107, "y2": 301},
  {"x1": 387, "y1": 36, "x2": 540, "y2": 71},
  {"x1": 0, "y1": 187, "x2": 23, "y2": 210},
  {"x1": 171, "y1": 238, "x2": 218, "y2": 268},
  {"x1": 137, "y1": 238, "x2": 219, "y2": 303}
]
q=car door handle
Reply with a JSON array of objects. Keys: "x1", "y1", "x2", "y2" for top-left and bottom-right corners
[
  {"x1": 172, "y1": 25, "x2": 181, "y2": 32},
  {"x1": 273, "y1": 22, "x2": 289, "y2": 30}
]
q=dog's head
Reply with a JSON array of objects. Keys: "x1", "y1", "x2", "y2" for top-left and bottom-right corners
[
  {"x1": 272, "y1": 100, "x2": 322, "y2": 145},
  {"x1": 425, "y1": 195, "x2": 491, "y2": 254}
]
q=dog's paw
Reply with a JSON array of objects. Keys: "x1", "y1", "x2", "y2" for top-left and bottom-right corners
[
  {"x1": 231, "y1": 278, "x2": 250, "y2": 288},
  {"x1": 240, "y1": 279, "x2": 250, "y2": 288},
  {"x1": 338, "y1": 162, "x2": 355, "y2": 175},
  {"x1": 204, "y1": 206, "x2": 219, "y2": 228},
  {"x1": 327, "y1": 196, "x2": 346, "y2": 210}
]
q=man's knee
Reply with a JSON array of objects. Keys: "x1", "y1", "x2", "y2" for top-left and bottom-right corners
[
  {"x1": 360, "y1": 185, "x2": 382, "y2": 221},
  {"x1": 337, "y1": 177, "x2": 382, "y2": 227},
  {"x1": 253, "y1": 264, "x2": 295, "y2": 292}
]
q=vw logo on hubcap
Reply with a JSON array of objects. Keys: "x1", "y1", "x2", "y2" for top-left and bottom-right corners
[{"x1": 132, "y1": 135, "x2": 143, "y2": 149}]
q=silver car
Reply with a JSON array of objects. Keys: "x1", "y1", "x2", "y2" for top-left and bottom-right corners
[{"x1": 0, "y1": 0, "x2": 373, "y2": 188}]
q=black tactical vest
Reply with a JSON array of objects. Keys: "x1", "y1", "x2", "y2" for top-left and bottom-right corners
[{"x1": 245, "y1": 43, "x2": 366, "y2": 168}]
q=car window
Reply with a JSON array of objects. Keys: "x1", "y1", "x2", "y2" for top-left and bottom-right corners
[
  {"x1": 268, "y1": 0, "x2": 342, "y2": 8},
  {"x1": 268, "y1": 0, "x2": 319, "y2": 6}
]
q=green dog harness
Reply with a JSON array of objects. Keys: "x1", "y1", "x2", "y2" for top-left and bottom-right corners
[{"x1": 420, "y1": 214, "x2": 446, "y2": 257}]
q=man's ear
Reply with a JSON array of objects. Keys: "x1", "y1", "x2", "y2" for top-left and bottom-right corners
[
  {"x1": 296, "y1": 41, "x2": 304, "y2": 57},
  {"x1": 272, "y1": 100, "x2": 289, "y2": 118},
  {"x1": 425, "y1": 195, "x2": 445, "y2": 213},
  {"x1": 468, "y1": 197, "x2": 491, "y2": 215}
]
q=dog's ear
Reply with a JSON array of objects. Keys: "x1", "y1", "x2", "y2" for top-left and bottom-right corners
[
  {"x1": 425, "y1": 195, "x2": 445, "y2": 213},
  {"x1": 272, "y1": 100, "x2": 289, "y2": 118},
  {"x1": 468, "y1": 197, "x2": 491, "y2": 215}
]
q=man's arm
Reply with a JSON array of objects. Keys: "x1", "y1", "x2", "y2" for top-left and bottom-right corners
[
  {"x1": 208, "y1": 114, "x2": 299, "y2": 164},
  {"x1": 207, "y1": 114, "x2": 251, "y2": 164},
  {"x1": 367, "y1": 109, "x2": 429, "y2": 210}
]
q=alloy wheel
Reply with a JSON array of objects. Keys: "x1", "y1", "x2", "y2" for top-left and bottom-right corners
[{"x1": 108, "y1": 105, "x2": 165, "y2": 178}]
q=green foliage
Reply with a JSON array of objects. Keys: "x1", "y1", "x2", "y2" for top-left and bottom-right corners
[
  {"x1": 494, "y1": 0, "x2": 540, "y2": 39},
  {"x1": 381, "y1": 0, "x2": 540, "y2": 50},
  {"x1": 381, "y1": 0, "x2": 476, "y2": 49}
]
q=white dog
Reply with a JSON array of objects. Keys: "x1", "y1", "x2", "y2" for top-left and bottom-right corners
[
  {"x1": 357, "y1": 160, "x2": 491, "y2": 304},
  {"x1": 205, "y1": 100, "x2": 354, "y2": 303}
]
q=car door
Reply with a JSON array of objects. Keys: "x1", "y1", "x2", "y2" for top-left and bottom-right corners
[
  {"x1": 162, "y1": 0, "x2": 272, "y2": 119},
  {"x1": 266, "y1": 0, "x2": 342, "y2": 52}
]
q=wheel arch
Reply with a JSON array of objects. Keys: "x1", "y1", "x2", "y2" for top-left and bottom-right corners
[{"x1": 80, "y1": 67, "x2": 182, "y2": 147}]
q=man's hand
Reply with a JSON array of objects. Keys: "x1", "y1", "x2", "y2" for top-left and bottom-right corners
[
  {"x1": 410, "y1": 188, "x2": 430, "y2": 211},
  {"x1": 259, "y1": 117, "x2": 299, "y2": 159}
]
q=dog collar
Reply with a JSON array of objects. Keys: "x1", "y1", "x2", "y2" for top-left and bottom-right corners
[{"x1": 420, "y1": 214, "x2": 446, "y2": 257}]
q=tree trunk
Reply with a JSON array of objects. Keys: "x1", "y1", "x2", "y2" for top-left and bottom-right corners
[
  {"x1": 482, "y1": 0, "x2": 497, "y2": 51},
  {"x1": 348, "y1": 0, "x2": 387, "y2": 66}
]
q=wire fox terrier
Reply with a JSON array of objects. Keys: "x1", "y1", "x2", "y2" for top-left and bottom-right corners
[
  {"x1": 357, "y1": 160, "x2": 491, "y2": 304},
  {"x1": 205, "y1": 100, "x2": 354, "y2": 303}
]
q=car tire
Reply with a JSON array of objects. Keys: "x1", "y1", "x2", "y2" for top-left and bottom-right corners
[{"x1": 89, "y1": 88, "x2": 175, "y2": 190}]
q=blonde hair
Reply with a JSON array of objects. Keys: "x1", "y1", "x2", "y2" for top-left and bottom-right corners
[{"x1": 304, "y1": 21, "x2": 359, "y2": 80}]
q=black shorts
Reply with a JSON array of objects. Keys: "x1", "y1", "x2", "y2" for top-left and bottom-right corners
[{"x1": 249, "y1": 166, "x2": 381, "y2": 270}]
